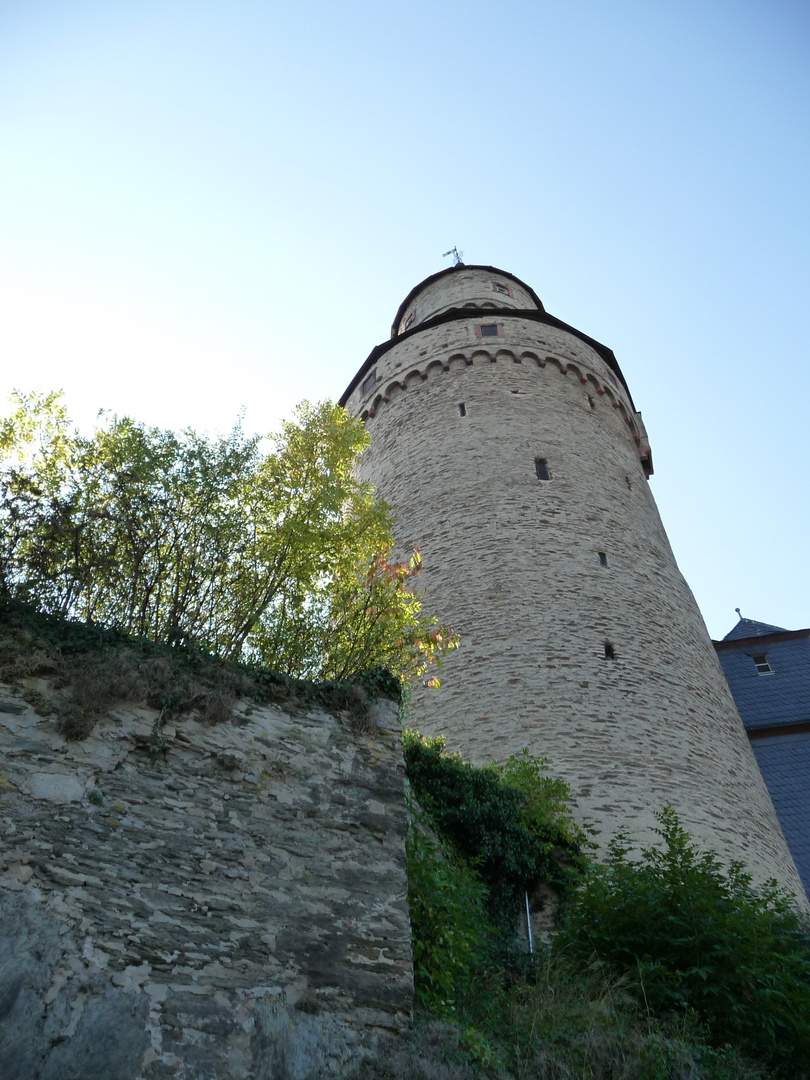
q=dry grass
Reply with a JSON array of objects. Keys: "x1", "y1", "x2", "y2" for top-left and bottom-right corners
[
  {"x1": 0, "y1": 610, "x2": 253, "y2": 738},
  {"x1": 199, "y1": 691, "x2": 237, "y2": 726},
  {"x1": 350, "y1": 1019, "x2": 493, "y2": 1080},
  {"x1": 507, "y1": 957, "x2": 767, "y2": 1080},
  {"x1": 351, "y1": 962, "x2": 769, "y2": 1080}
]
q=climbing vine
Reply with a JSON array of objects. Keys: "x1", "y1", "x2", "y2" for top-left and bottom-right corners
[{"x1": 402, "y1": 731, "x2": 588, "y2": 929}]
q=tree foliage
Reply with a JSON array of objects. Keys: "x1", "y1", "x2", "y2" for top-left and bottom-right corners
[
  {"x1": 0, "y1": 391, "x2": 456, "y2": 680},
  {"x1": 405, "y1": 804, "x2": 496, "y2": 1019}
]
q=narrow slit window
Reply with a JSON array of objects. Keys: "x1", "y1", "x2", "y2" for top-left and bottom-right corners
[
  {"x1": 751, "y1": 654, "x2": 773, "y2": 675},
  {"x1": 535, "y1": 458, "x2": 550, "y2": 481},
  {"x1": 598, "y1": 552, "x2": 608, "y2": 567},
  {"x1": 459, "y1": 403, "x2": 466, "y2": 417},
  {"x1": 604, "y1": 640, "x2": 616, "y2": 660}
]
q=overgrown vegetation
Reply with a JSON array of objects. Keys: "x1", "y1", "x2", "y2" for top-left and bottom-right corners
[
  {"x1": 0, "y1": 594, "x2": 401, "y2": 740},
  {"x1": 380, "y1": 734, "x2": 810, "y2": 1080},
  {"x1": 555, "y1": 808, "x2": 810, "y2": 1073},
  {"x1": 355, "y1": 978, "x2": 767, "y2": 1080},
  {"x1": 0, "y1": 390, "x2": 457, "y2": 689},
  {"x1": 4, "y1": 393, "x2": 808, "y2": 1077},
  {"x1": 405, "y1": 806, "x2": 496, "y2": 1020},
  {"x1": 403, "y1": 732, "x2": 588, "y2": 928}
]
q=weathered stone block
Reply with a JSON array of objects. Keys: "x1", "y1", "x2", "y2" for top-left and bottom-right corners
[{"x1": 0, "y1": 685, "x2": 411, "y2": 1078}]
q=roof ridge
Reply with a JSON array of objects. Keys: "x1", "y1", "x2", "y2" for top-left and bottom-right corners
[{"x1": 722, "y1": 615, "x2": 788, "y2": 641}]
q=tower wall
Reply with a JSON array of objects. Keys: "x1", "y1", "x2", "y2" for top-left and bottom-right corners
[
  {"x1": 393, "y1": 267, "x2": 540, "y2": 334},
  {"x1": 342, "y1": 266, "x2": 805, "y2": 899}
]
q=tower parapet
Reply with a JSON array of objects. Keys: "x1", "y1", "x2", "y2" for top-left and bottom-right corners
[{"x1": 341, "y1": 264, "x2": 804, "y2": 900}]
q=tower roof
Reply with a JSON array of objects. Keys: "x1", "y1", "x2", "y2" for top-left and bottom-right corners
[{"x1": 722, "y1": 616, "x2": 789, "y2": 641}]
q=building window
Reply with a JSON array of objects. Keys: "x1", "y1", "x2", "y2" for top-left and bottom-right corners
[
  {"x1": 362, "y1": 372, "x2": 376, "y2": 396},
  {"x1": 751, "y1": 654, "x2": 773, "y2": 675},
  {"x1": 604, "y1": 640, "x2": 616, "y2": 660},
  {"x1": 598, "y1": 552, "x2": 608, "y2": 567},
  {"x1": 459, "y1": 403, "x2": 466, "y2": 417},
  {"x1": 492, "y1": 282, "x2": 513, "y2": 297},
  {"x1": 535, "y1": 458, "x2": 550, "y2": 481},
  {"x1": 402, "y1": 311, "x2": 415, "y2": 331},
  {"x1": 477, "y1": 323, "x2": 501, "y2": 339}
]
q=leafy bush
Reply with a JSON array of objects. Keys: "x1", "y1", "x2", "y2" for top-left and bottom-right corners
[
  {"x1": 403, "y1": 731, "x2": 587, "y2": 926},
  {"x1": 555, "y1": 806, "x2": 810, "y2": 1074},
  {"x1": 399, "y1": 744, "x2": 799, "y2": 1078}
]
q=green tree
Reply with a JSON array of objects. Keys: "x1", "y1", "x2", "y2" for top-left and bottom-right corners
[
  {"x1": 0, "y1": 392, "x2": 455, "y2": 680},
  {"x1": 318, "y1": 548, "x2": 458, "y2": 683}
]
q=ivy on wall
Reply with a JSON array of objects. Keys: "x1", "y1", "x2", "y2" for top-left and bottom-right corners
[{"x1": 402, "y1": 731, "x2": 588, "y2": 930}]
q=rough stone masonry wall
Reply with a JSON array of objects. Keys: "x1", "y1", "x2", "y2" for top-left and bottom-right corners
[
  {"x1": 345, "y1": 270, "x2": 805, "y2": 903},
  {"x1": 0, "y1": 683, "x2": 411, "y2": 1080},
  {"x1": 395, "y1": 267, "x2": 538, "y2": 333}
]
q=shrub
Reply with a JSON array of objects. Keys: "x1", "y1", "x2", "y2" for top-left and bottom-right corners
[
  {"x1": 403, "y1": 731, "x2": 587, "y2": 928},
  {"x1": 399, "y1": 742, "x2": 795, "y2": 1078},
  {"x1": 554, "y1": 806, "x2": 810, "y2": 1074},
  {"x1": 508, "y1": 957, "x2": 766, "y2": 1080}
]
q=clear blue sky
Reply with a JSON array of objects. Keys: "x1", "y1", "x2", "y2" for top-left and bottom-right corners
[{"x1": 1, "y1": 0, "x2": 808, "y2": 638}]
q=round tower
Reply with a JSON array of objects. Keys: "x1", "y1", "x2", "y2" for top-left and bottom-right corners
[{"x1": 341, "y1": 264, "x2": 804, "y2": 898}]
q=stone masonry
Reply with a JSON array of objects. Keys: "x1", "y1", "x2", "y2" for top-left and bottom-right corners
[
  {"x1": 341, "y1": 264, "x2": 805, "y2": 902},
  {"x1": 0, "y1": 682, "x2": 411, "y2": 1079}
]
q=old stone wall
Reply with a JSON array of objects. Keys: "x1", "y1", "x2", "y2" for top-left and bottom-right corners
[
  {"x1": 0, "y1": 683, "x2": 411, "y2": 1079},
  {"x1": 344, "y1": 266, "x2": 805, "y2": 902}
]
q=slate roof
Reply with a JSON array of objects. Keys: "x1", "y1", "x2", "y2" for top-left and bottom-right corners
[
  {"x1": 750, "y1": 732, "x2": 810, "y2": 898},
  {"x1": 715, "y1": 617, "x2": 810, "y2": 900},
  {"x1": 715, "y1": 614, "x2": 810, "y2": 732},
  {"x1": 723, "y1": 616, "x2": 787, "y2": 641},
  {"x1": 716, "y1": 636, "x2": 810, "y2": 730}
]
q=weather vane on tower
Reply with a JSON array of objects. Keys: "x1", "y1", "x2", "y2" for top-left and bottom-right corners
[{"x1": 442, "y1": 246, "x2": 464, "y2": 266}]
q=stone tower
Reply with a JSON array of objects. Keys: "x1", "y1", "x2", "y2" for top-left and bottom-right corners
[{"x1": 340, "y1": 263, "x2": 804, "y2": 898}]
